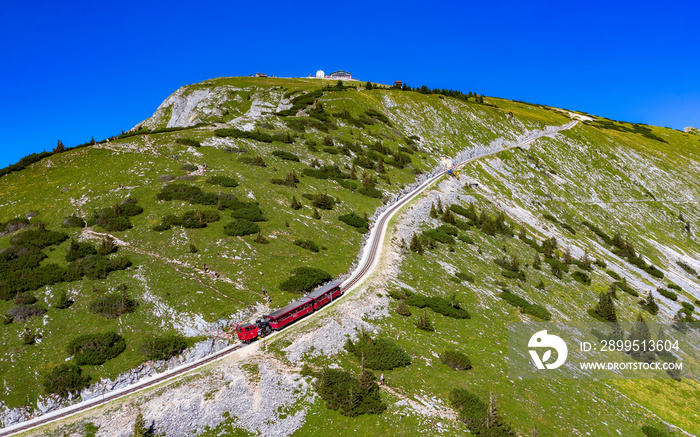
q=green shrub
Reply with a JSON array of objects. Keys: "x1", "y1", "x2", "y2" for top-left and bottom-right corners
[
  {"x1": 279, "y1": 267, "x2": 332, "y2": 293},
  {"x1": 422, "y1": 229, "x2": 455, "y2": 245},
  {"x1": 357, "y1": 186, "x2": 383, "y2": 198},
  {"x1": 403, "y1": 292, "x2": 470, "y2": 319},
  {"x1": 457, "y1": 234, "x2": 474, "y2": 244},
  {"x1": 270, "y1": 178, "x2": 297, "y2": 188},
  {"x1": 303, "y1": 193, "x2": 335, "y2": 210},
  {"x1": 175, "y1": 138, "x2": 201, "y2": 147},
  {"x1": 231, "y1": 206, "x2": 265, "y2": 222},
  {"x1": 415, "y1": 310, "x2": 435, "y2": 331},
  {"x1": 449, "y1": 388, "x2": 487, "y2": 424},
  {"x1": 677, "y1": 260, "x2": 697, "y2": 275},
  {"x1": 223, "y1": 219, "x2": 260, "y2": 236},
  {"x1": 294, "y1": 239, "x2": 320, "y2": 252},
  {"x1": 613, "y1": 281, "x2": 639, "y2": 297},
  {"x1": 206, "y1": 175, "x2": 239, "y2": 187},
  {"x1": 62, "y1": 215, "x2": 85, "y2": 228},
  {"x1": 13, "y1": 291, "x2": 37, "y2": 305},
  {"x1": 345, "y1": 331, "x2": 411, "y2": 370},
  {"x1": 214, "y1": 128, "x2": 293, "y2": 143},
  {"x1": 338, "y1": 213, "x2": 369, "y2": 231},
  {"x1": 11, "y1": 229, "x2": 68, "y2": 249},
  {"x1": 606, "y1": 270, "x2": 621, "y2": 280},
  {"x1": 181, "y1": 164, "x2": 198, "y2": 172},
  {"x1": 455, "y1": 272, "x2": 475, "y2": 282},
  {"x1": 440, "y1": 350, "x2": 472, "y2": 370},
  {"x1": 572, "y1": 271, "x2": 591, "y2": 285},
  {"x1": 272, "y1": 150, "x2": 300, "y2": 161},
  {"x1": 657, "y1": 288, "x2": 678, "y2": 301},
  {"x1": 667, "y1": 283, "x2": 681, "y2": 291},
  {"x1": 500, "y1": 291, "x2": 551, "y2": 321},
  {"x1": 640, "y1": 425, "x2": 672, "y2": 437},
  {"x1": 501, "y1": 270, "x2": 526, "y2": 281},
  {"x1": 396, "y1": 300, "x2": 411, "y2": 316},
  {"x1": 302, "y1": 165, "x2": 351, "y2": 180},
  {"x1": 7, "y1": 303, "x2": 46, "y2": 321},
  {"x1": 42, "y1": 363, "x2": 91, "y2": 397},
  {"x1": 314, "y1": 368, "x2": 387, "y2": 417},
  {"x1": 139, "y1": 334, "x2": 188, "y2": 361},
  {"x1": 66, "y1": 240, "x2": 98, "y2": 262},
  {"x1": 88, "y1": 291, "x2": 137, "y2": 318},
  {"x1": 66, "y1": 331, "x2": 126, "y2": 365}
]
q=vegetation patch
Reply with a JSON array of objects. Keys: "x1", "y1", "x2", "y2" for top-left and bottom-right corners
[
  {"x1": 279, "y1": 267, "x2": 332, "y2": 293},
  {"x1": 313, "y1": 367, "x2": 387, "y2": 417},
  {"x1": 206, "y1": 175, "x2": 239, "y2": 188},
  {"x1": 88, "y1": 286, "x2": 138, "y2": 318},
  {"x1": 175, "y1": 138, "x2": 201, "y2": 148},
  {"x1": 272, "y1": 150, "x2": 300, "y2": 161},
  {"x1": 440, "y1": 350, "x2": 472, "y2": 370},
  {"x1": 223, "y1": 219, "x2": 260, "y2": 237},
  {"x1": 42, "y1": 364, "x2": 91, "y2": 397},
  {"x1": 657, "y1": 288, "x2": 678, "y2": 301},
  {"x1": 294, "y1": 239, "x2": 320, "y2": 252},
  {"x1": 500, "y1": 291, "x2": 551, "y2": 320},
  {"x1": 89, "y1": 199, "x2": 144, "y2": 232},
  {"x1": 139, "y1": 334, "x2": 188, "y2": 361},
  {"x1": 214, "y1": 128, "x2": 293, "y2": 144},
  {"x1": 345, "y1": 331, "x2": 411, "y2": 370},
  {"x1": 338, "y1": 213, "x2": 369, "y2": 232},
  {"x1": 389, "y1": 289, "x2": 470, "y2": 319},
  {"x1": 66, "y1": 331, "x2": 126, "y2": 365},
  {"x1": 302, "y1": 193, "x2": 335, "y2": 210}
]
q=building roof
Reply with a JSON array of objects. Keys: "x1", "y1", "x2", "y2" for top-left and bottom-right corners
[
  {"x1": 307, "y1": 281, "x2": 342, "y2": 300},
  {"x1": 266, "y1": 297, "x2": 313, "y2": 319},
  {"x1": 329, "y1": 70, "x2": 352, "y2": 76}
]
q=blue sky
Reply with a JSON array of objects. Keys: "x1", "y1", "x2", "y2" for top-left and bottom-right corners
[{"x1": 1, "y1": 0, "x2": 698, "y2": 168}]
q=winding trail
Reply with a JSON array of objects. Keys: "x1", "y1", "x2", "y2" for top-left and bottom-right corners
[{"x1": 0, "y1": 121, "x2": 578, "y2": 436}]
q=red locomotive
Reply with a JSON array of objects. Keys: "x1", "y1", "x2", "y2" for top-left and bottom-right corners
[{"x1": 235, "y1": 281, "x2": 342, "y2": 343}]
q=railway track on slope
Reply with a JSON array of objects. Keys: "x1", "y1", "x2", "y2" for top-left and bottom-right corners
[{"x1": 0, "y1": 121, "x2": 577, "y2": 436}]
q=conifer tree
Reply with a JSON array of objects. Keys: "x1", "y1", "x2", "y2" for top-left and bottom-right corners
[
  {"x1": 133, "y1": 411, "x2": 148, "y2": 437},
  {"x1": 533, "y1": 253, "x2": 541, "y2": 270},
  {"x1": 595, "y1": 291, "x2": 617, "y2": 322},
  {"x1": 441, "y1": 208, "x2": 456, "y2": 224},
  {"x1": 437, "y1": 197, "x2": 444, "y2": 213},
  {"x1": 53, "y1": 140, "x2": 65, "y2": 153},
  {"x1": 55, "y1": 290, "x2": 72, "y2": 309},
  {"x1": 365, "y1": 81, "x2": 373, "y2": 90},
  {"x1": 410, "y1": 233, "x2": 423, "y2": 254},
  {"x1": 312, "y1": 208, "x2": 321, "y2": 219},
  {"x1": 290, "y1": 196, "x2": 302, "y2": 210},
  {"x1": 430, "y1": 203, "x2": 438, "y2": 218},
  {"x1": 629, "y1": 313, "x2": 653, "y2": 360},
  {"x1": 641, "y1": 290, "x2": 658, "y2": 315}
]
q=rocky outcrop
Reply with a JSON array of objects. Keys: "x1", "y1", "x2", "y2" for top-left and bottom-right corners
[{"x1": 684, "y1": 126, "x2": 699, "y2": 135}]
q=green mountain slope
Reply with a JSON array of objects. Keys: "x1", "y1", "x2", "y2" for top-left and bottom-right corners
[{"x1": 0, "y1": 77, "x2": 566, "y2": 412}]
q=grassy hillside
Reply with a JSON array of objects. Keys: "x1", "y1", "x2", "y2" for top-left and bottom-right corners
[{"x1": 0, "y1": 77, "x2": 568, "y2": 410}]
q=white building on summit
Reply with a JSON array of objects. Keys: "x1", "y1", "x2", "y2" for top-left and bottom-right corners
[
  {"x1": 315, "y1": 70, "x2": 325, "y2": 78},
  {"x1": 309, "y1": 69, "x2": 355, "y2": 80}
]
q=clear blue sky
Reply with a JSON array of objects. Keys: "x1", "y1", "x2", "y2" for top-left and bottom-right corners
[{"x1": 1, "y1": 0, "x2": 698, "y2": 168}]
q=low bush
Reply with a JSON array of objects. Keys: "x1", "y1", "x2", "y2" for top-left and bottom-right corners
[
  {"x1": 303, "y1": 193, "x2": 335, "y2": 210},
  {"x1": 42, "y1": 363, "x2": 91, "y2": 397},
  {"x1": 223, "y1": 219, "x2": 260, "y2": 236},
  {"x1": 455, "y1": 272, "x2": 475, "y2": 282},
  {"x1": 500, "y1": 291, "x2": 551, "y2": 320},
  {"x1": 294, "y1": 239, "x2": 320, "y2": 252},
  {"x1": 66, "y1": 331, "x2": 126, "y2": 365},
  {"x1": 338, "y1": 213, "x2": 369, "y2": 231},
  {"x1": 88, "y1": 289, "x2": 137, "y2": 318},
  {"x1": 214, "y1": 128, "x2": 293, "y2": 143},
  {"x1": 302, "y1": 165, "x2": 351, "y2": 180},
  {"x1": 175, "y1": 138, "x2": 201, "y2": 147},
  {"x1": 272, "y1": 150, "x2": 300, "y2": 161},
  {"x1": 640, "y1": 425, "x2": 672, "y2": 437},
  {"x1": 279, "y1": 267, "x2": 332, "y2": 293},
  {"x1": 572, "y1": 271, "x2": 591, "y2": 285},
  {"x1": 422, "y1": 229, "x2": 455, "y2": 245},
  {"x1": 415, "y1": 310, "x2": 435, "y2": 331},
  {"x1": 206, "y1": 175, "x2": 238, "y2": 188},
  {"x1": 677, "y1": 260, "x2": 697, "y2": 275},
  {"x1": 606, "y1": 270, "x2": 621, "y2": 280},
  {"x1": 440, "y1": 350, "x2": 472, "y2": 370},
  {"x1": 11, "y1": 229, "x2": 68, "y2": 249},
  {"x1": 13, "y1": 291, "x2": 37, "y2": 305},
  {"x1": 657, "y1": 288, "x2": 678, "y2": 301},
  {"x1": 139, "y1": 334, "x2": 188, "y2": 361},
  {"x1": 396, "y1": 300, "x2": 411, "y2": 316},
  {"x1": 357, "y1": 186, "x2": 383, "y2": 198},
  {"x1": 89, "y1": 200, "x2": 144, "y2": 232},
  {"x1": 270, "y1": 178, "x2": 297, "y2": 188},
  {"x1": 457, "y1": 234, "x2": 474, "y2": 244},
  {"x1": 401, "y1": 291, "x2": 470, "y2": 319},
  {"x1": 345, "y1": 331, "x2": 411, "y2": 370},
  {"x1": 231, "y1": 206, "x2": 265, "y2": 222},
  {"x1": 501, "y1": 270, "x2": 526, "y2": 281},
  {"x1": 66, "y1": 240, "x2": 98, "y2": 262},
  {"x1": 62, "y1": 215, "x2": 85, "y2": 228},
  {"x1": 181, "y1": 164, "x2": 198, "y2": 172},
  {"x1": 667, "y1": 283, "x2": 682, "y2": 291},
  {"x1": 613, "y1": 281, "x2": 639, "y2": 297},
  {"x1": 7, "y1": 303, "x2": 46, "y2": 321},
  {"x1": 314, "y1": 367, "x2": 387, "y2": 417}
]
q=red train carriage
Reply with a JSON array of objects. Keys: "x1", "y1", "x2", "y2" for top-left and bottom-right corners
[
  {"x1": 306, "y1": 281, "x2": 343, "y2": 310},
  {"x1": 235, "y1": 323, "x2": 258, "y2": 343},
  {"x1": 265, "y1": 297, "x2": 314, "y2": 330}
]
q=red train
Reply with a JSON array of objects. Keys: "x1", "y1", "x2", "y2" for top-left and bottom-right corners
[{"x1": 235, "y1": 280, "x2": 343, "y2": 343}]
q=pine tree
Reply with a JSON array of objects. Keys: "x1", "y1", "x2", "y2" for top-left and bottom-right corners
[
  {"x1": 312, "y1": 209, "x2": 321, "y2": 219},
  {"x1": 350, "y1": 166, "x2": 357, "y2": 180},
  {"x1": 365, "y1": 81, "x2": 373, "y2": 90},
  {"x1": 629, "y1": 313, "x2": 653, "y2": 360},
  {"x1": 430, "y1": 203, "x2": 438, "y2": 218},
  {"x1": 595, "y1": 291, "x2": 617, "y2": 322},
  {"x1": 409, "y1": 233, "x2": 423, "y2": 254},
  {"x1": 217, "y1": 198, "x2": 223, "y2": 210},
  {"x1": 53, "y1": 140, "x2": 65, "y2": 153},
  {"x1": 608, "y1": 284, "x2": 618, "y2": 300},
  {"x1": 533, "y1": 253, "x2": 541, "y2": 270},
  {"x1": 641, "y1": 291, "x2": 658, "y2": 315},
  {"x1": 396, "y1": 300, "x2": 411, "y2": 316},
  {"x1": 441, "y1": 208, "x2": 456, "y2": 224},
  {"x1": 254, "y1": 232, "x2": 268, "y2": 244},
  {"x1": 519, "y1": 226, "x2": 527, "y2": 240},
  {"x1": 132, "y1": 411, "x2": 148, "y2": 437},
  {"x1": 21, "y1": 328, "x2": 35, "y2": 345},
  {"x1": 290, "y1": 196, "x2": 302, "y2": 210},
  {"x1": 55, "y1": 290, "x2": 72, "y2": 309},
  {"x1": 436, "y1": 197, "x2": 444, "y2": 213},
  {"x1": 563, "y1": 248, "x2": 572, "y2": 265},
  {"x1": 375, "y1": 157, "x2": 385, "y2": 173}
]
